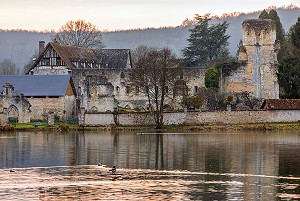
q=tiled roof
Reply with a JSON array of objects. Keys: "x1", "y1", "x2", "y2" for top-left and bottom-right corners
[
  {"x1": 32, "y1": 43, "x2": 131, "y2": 70},
  {"x1": 51, "y1": 42, "x2": 100, "y2": 68},
  {"x1": 261, "y1": 99, "x2": 300, "y2": 110},
  {"x1": 0, "y1": 75, "x2": 72, "y2": 97}
]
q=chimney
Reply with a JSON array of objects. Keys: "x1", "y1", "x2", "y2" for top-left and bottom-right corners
[{"x1": 39, "y1": 41, "x2": 45, "y2": 55}]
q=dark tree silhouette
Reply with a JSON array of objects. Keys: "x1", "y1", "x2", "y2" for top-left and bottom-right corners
[
  {"x1": 129, "y1": 48, "x2": 182, "y2": 129},
  {"x1": 259, "y1": 9, "x2": 285, "y2": 60},
  {"x1": 277, "y1": 17, "x2": 300, "y2": 98},
  {"x1": 182, "y1": 14, "x2": 230, "y2": 67}
]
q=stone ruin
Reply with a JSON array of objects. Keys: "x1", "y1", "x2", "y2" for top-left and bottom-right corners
[{"x1": 223, "y1": 19, "x2": 280, "y2": 101}]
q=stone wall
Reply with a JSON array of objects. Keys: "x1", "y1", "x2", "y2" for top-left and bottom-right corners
[
  {"x1": 28, "y1": 95, "x2": 75, "y2": 121},
  {"x1": 84, "y1": 113, "x2": 115, "y2": 126},
  {"x1": 84, "y1": 110, "x2": 300, "y2": 126},
  {"x1": 184, "y1": 68, "x2": 206, "y2": 96},
  {"x1": 0, "y1": 113, "x2": 6, "y2": 125},
  {"x1": 0, "y1": 94, "x2": 31, "y2": 124},
  {"x1": 223, "y1": 19, "x2": 279, "y2": 100}
]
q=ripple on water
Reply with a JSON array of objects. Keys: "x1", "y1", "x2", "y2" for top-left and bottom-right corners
[{"x1": 1, "y1": 166, "x2": 300, "y2": 200}]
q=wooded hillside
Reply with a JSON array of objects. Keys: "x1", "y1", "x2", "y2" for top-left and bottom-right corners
[{"x1": 0, "y1": 6, "x2": 299, "y2": 70}]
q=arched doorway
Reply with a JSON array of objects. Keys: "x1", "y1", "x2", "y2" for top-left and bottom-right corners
[{"x1": 7, "y1": 105, "x2": 19, "y2": 124}]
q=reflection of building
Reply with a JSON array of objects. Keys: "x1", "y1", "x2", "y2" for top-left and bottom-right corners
[{"x1": 0, "y1": 75, "x2": 76, "y2": 122}]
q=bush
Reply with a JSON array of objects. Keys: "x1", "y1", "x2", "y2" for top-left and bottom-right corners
[
  {"x1": 2, "y1": 124, "x2": 15, "y2": 131},
  {"x1": 58, "y1": 124, "x2": 70, "y2": 132}
]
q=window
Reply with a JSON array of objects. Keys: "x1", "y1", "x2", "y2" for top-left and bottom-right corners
[
  {"x1": 135, "y1": 86, "x2": 139, "y2": 94},
  {"x1": 116, "y1": 86, "x2": 120, "y2": 93},
  {"x1": 91, "y1": 106, "x2": 98, "y2": 112},
  {"x1": 126, "y1": 86, "x2": 130, "y2": 95},
  {"x1": 194, "y1": 86, "x2": 199, "y2": 94},
  {"x1": 180, "y1": 73, "x2": 184, "y2": 79},
  {"x1": 56, "y1": 58, "x2": 61, "y2": 66},
  {"x1": 120, "y1": 72, "x2": 125, "y2": 79},
  {"x1": 165, "y1": 86, "x2": 169, "y2": 94}
]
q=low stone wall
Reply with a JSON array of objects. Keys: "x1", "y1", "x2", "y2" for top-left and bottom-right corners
[
  {"x1": 84, "y1": 110, "x2": 300, "y2": 126},
  {"x1": 84, "y1": 113, "x2": 115, "y2": 126},
  {"x1": 28, "y1": 95, "x2": 75, "y2": 121}
]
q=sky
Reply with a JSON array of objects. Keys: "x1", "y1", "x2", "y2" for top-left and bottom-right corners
[{"x1": 0, "y1": 0, "x2": 299, "y2": 31}]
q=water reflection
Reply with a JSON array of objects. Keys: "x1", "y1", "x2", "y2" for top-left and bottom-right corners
[{"x1": 0, "y1": 131, "x2": 300, "y2": 200}]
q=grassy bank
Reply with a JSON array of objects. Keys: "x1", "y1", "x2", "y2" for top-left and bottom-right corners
[{"x1": 2, "y1": 121, "x2": 300, "y2": 132}]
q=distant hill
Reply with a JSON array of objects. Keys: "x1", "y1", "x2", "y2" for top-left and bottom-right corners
[{"x1": 0, "y1": 6, "x2": 299, "y2": 71}]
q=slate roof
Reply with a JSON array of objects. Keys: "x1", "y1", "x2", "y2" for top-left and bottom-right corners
[
  {"x1": 261, "y1": 99, "x2": 300, "y2": 110},
  {"x1": 94, "y1": 49, "x2": 131, "y2": 69},
  {"x1": 0, "y1": 75, "x2": 72, "y2": 97}
]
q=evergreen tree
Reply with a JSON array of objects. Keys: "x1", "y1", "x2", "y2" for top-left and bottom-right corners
[
  {"x1": 258, "y1": 9, "x2": 285, "y2": 61},
  {"x1": 182, "y1": 14, "x2": 230, "y2": 67},
  {"x1": 277, "y1": 17, "x2": 300, "y2": 98},
  {"x1": 291, "y1": 17, "x2": 300, "y2": 49},
  {"x1": 258, "y1": 9, "x2": 269, "y2": 19},
  {"x1": 205, "y1": 68, "x2": 219, "y2": 88},
  {"x1": 268, "y1": 10, "x2": 285, "y2": 45}
]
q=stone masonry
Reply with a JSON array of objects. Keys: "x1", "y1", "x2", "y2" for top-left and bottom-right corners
[{"x1": 224, "y1": 19, "x2": 279, "y2": 100}]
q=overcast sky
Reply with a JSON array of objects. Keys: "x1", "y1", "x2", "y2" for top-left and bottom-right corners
[{"x1": 0, "y1": 0, "x2": 299, "y2": 31}]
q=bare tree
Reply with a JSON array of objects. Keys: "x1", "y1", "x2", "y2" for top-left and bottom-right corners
[
  {"x1": 22, "y1": 51, "x2": 38, "y2": 74},
  {"x1": 0, "y1": 58, "x2": 19, "y2": 75},
  {"x1": 53, "y1": 20, "x2": 105, "y2": 49},
  {"x1": 237, "y1": 92, "x2": 261, "y2": 110},
  {"x1": 131, "y1": 45, "x2": 156, "y2": 67},
  {"x1": 129, "y1": 48, "x2": 183, "y2": 129}
]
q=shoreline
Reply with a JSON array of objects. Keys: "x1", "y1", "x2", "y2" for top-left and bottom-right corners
[{"x1": 4, "y1": 122, "x2": 300, "y2": 132}]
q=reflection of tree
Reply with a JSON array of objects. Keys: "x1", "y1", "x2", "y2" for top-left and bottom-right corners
[
  {"x1": 112, "y1": 132, "x2": 120, "y2": 166},
  {"x1": 155, "y1": 134, "x2": 164, "y2": 170},
  {"x1": 68, "y1": 132, "x2": 86, "y2": 166}
]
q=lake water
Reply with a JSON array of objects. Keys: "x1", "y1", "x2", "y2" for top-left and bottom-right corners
[{"x1": 1, "y1": 130, "x2": 300, "y2": 200}]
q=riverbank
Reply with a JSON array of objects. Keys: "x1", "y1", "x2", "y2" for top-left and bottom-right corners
[{"x1": 3, "y1": 121, "x2": 300, "y2": 132}]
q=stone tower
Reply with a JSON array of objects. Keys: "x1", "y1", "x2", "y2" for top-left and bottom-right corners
[{"x1": 224, "y1": 19, "x2": 279, "y2": 100}]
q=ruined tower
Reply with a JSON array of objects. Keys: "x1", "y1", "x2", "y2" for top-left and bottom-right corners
[{"x1": 224, "y1": 19, "x2": 279, "y2": 100}]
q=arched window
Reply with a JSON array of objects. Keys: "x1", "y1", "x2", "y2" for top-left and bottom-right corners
[
  {"x1": 194, "y1": 86, "x2": 199, "y2": 94},
  {"x1": 126, "y1": 86, "x2": 130, "y2": 95},
  {"x1": 163, "y1": 104, "x2": 172, "y2": 111},
  {"x1": 91, "y1": 106, "x2": 98, "y2": 112},
  {"x1": 7, "y1": 105, "x2": 19, "y2": 121},
  {"x1": 135, "y1": 86, "x2": 139, "y2": 94},
  {"x1": 116, "y1": 86, "x2": 120, "y2": 93},
  {"x1": 120, "y1": 72, "x2": 125, "y2": 79},
  {"x1": 165, "y1": 86, "x2": 169, "y2": 94},
  {"x1": 180, "y1": 73, "x2": 184, "y2": 79}
]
